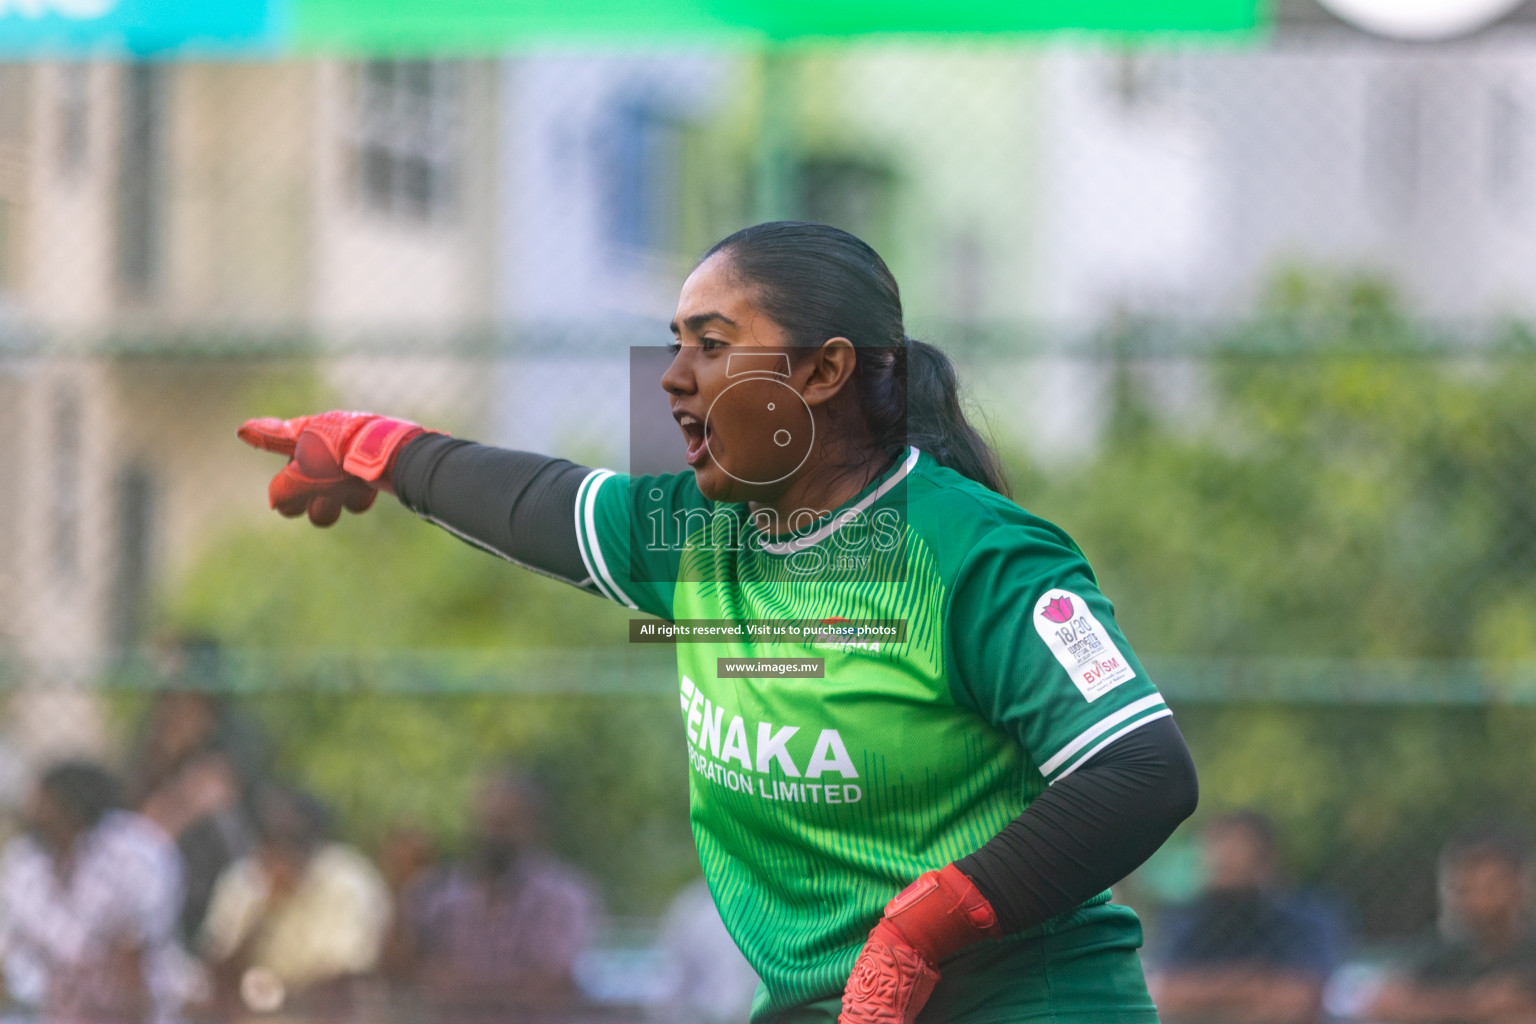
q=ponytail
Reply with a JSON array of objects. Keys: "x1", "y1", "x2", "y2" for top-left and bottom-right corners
[
  {"x1": 900, "y1": 339, "x2": 1010, "y2": 497},
  {"x1": 704, "y1": 221, "x2": 1010, "y2": 496}
]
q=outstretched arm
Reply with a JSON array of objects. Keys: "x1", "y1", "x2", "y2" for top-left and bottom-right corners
[
  {"x1": 238, "y1": 414, "x2": 601, "y2": 589},
  {"x1": 239, "y1": 412, "x2": 692, "y2": 617},
  {"x1": 391, "y1": 434, "x2": 593, "y2": 587}
]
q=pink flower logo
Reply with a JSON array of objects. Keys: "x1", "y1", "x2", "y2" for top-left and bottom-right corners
[{"x1": 1040, "y1": 595, "x2": 1074, "y2": 624}]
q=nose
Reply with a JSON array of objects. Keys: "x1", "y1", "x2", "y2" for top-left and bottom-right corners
[{"x1": 661, "y1": 345, "x2": 694, "y2": 397}]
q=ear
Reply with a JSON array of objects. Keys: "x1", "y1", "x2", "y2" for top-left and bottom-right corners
[{"x1": 800, "y1": 338, "x2": 858, "y2": 408}]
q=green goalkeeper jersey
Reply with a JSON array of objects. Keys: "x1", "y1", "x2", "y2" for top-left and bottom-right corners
[{"x1": 573, "y1": 448, "x2": 1169, "y2": 1023}]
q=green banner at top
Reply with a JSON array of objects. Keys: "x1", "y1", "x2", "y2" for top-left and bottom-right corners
[
  {"x1": 295, "y1": 0, "x2": 1259, "y2": 50},
  {"x1": 0, "y1": 0, "x2": 1258, "y2": 56}
]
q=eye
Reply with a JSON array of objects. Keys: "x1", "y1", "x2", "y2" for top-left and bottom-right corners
[
  {"x1": 667, "y1": 341, "x2": 682, "y2": 356},
  {"x1": 700, "y1": 336, "x2": 726, "y2": 351}
]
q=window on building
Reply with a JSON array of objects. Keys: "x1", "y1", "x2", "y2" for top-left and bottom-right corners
[
  {"x1": 50, "y1": 386, "x2": 81, "y2": 583},
  {"x1": 0, "y1": 69, "x2": 27, "y2": 298},
  {"x1": 0, "y1": 201, "x2": 14, "y2": 297},
  {"x1": 1486, "y1": 86, "x2": 1530, "y2": 213},
  {"x1": 942, "y1": 229, "x2": 988, "y2": 324},
  {"x1": 1365, "y1": 73, "x2": 1421, "y2": 221},
  {"x1": 0, "y1": 65, "x2": 24, "y2": 147},
  {"x1": 117, "y1": 62, "x2": 168, "y2": 299},
  {"x1": 1104, "y1": 52, "x2": 1169, "y2": 110},
  {"x1": 350, "y1": 60, "x2": 461, "y2": 222},
  {"x1": 606, "y1": 100, "x2": 687, "y2": 256},
  {"x1": 796, "y1": 155, "x2": 897, "y2": 253},
  {"x1": 58, "y1": 63, "x2": 90, "y2": 178},
  {"x1": 110, "y1": 464, "x2": 156, "y2": 648},
  {"x1": 0, "y1": 375, "x2": 16, "y2": 639}
]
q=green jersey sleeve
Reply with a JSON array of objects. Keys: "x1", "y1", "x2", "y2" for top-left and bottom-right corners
[
  {"x1": 945, "y1": 523, "x2": 1171, "y2": 786},
  {"x1": 573, "y1": 469, "x2": 709, "y2": 620}
]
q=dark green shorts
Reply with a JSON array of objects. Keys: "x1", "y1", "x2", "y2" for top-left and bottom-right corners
[{"x1": 765, "y1": 903, "x2": 1160, "y2": 1024}]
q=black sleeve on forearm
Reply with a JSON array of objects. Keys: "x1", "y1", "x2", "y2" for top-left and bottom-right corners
[
  {"x1": 391, "y1": 433, "x2": 595, "y2": 587},
  {"x1": 956, "y1": 715, "x2": 1199, "y2": 936}
]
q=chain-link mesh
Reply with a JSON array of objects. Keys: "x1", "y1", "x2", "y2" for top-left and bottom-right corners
[{"x1": 3, "y1": 29, "x2": 1536, "y2": 1024}]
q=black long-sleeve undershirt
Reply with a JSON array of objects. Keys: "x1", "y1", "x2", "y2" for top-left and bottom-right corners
[
  {"x1": 957, "y1": 714, "x2": 1198, "y2": 933},
  {"x1": 394, "y1": 433, "x2": 593, "y2": 586},
  {"x1": 391, "y1": 434, "x2": 1200, "y2": 936}
]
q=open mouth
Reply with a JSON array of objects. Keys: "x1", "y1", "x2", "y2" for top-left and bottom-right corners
[{"x1": 677, "y1": 412, "x2": 712, "y2": 465}]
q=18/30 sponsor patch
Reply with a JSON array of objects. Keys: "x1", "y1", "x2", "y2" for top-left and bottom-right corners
[{"x1": 1032, "y1": 589, "x2": 1136, "y2": 701}]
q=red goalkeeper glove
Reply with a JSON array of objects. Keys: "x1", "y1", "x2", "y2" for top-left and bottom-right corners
[
  {"x1": 839, "y1": 864, "x2": 1002, "y2": 1024},
  {"x1": 237, "y1": 411, "x2": 427, "y2": 527}
]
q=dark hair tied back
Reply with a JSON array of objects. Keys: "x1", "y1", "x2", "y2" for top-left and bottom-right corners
[
  {"x1": 902, "y1": 337, "x2": 1008, "y2": 496},
  {"x1": 704, "y1": 222, "x2": 1008, "y2": 495}
]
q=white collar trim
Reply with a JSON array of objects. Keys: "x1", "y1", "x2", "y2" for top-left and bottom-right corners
[{"x1": 757, "y1": 446, "x2": 920, "y2": 557}]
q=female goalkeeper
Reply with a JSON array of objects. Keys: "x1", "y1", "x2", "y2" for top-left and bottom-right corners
[{"x1": 239, "y1": 221, "x2": 1198, "y2": 1024}]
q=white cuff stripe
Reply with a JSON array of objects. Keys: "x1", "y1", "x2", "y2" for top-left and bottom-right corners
[
  {"x1": 576, "y1": 470, "x2": 639, "y2": 611},
  {"x1": 1050, "y1": 708, "x2": 1174, "y2": 785},
  {"x1": 1038, "y1": 693, "x2": 1168, "y2": 777},
  {"x1": 574, "y1": 471, "x2": 618, "y2": 605}
]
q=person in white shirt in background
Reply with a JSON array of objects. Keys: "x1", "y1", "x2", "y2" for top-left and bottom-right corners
[
  {"x1": 651, "y1": 878, "x2": 761, "y2": 1024},
  {"x1": 199, "y1": 783, "x2": 390, "y2": 1017},
  {"x1": 0, "y1": 760, "x2": 186, "y2": 1024}
]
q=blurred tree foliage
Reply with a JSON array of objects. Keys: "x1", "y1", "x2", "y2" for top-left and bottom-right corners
[
  {"x1": 164, "y1": 503, "x2": 696, "y2": 914},
  {"x1": 1029, "y1": 270, "x2": 1536, "y2": 662},
  {"x1": 174, "y1": 495, "x2": 636, "y2": 650},
  {"x1": 1012, "y1": 269, "x2": 1536, "y2": 935}
]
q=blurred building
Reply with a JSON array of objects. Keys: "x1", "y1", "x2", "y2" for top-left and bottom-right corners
[
  {"x1": 336, "y1": 36, "x2": 1536, "y2": 483},
  {"x1": 0, "y1": 60, "x2": 498, "y2": 753},
  {"x1": 488, "y1": 49, "x2": 1061, "y2": 464},
  {"x1": 490, "y1": 36, "x2": 1536, "y2": 337},
  {"x1": 492, "y1": 54, "x2": 736, "y2": 460},
  {"x1": 1041, "y1": 35, "x2": 1536, "y2": 321}
]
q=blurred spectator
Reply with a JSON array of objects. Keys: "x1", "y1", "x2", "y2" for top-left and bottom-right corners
[
  {"x1": 648, "y1": 878, "x2": 759, "y2": 1024},
  {"x1": 377, "y1": 821, "x2": 439, "y2": 897},
  {"x1": 199, "y1": 783, "x2": 389, "y2": 1016},
  {"x1": 0, "y1": 761, "x2": 186, "y2": 1024},
  {"x1": 131, "y1": 638, "x2": 269, "y2": 944},
  {"x1": 386, "y1": 769, "x2": 599, "y2": 1010},
  {"x1": 1363, "y1": 825, "x2": 1536, "y2": 1024},
  {"x1": 132, "y1": 695, "x2": 259, "y2": 946},
  {"x1": 137, "y1": 638, "x2": 268, "y2": 792},
  {"x1": 1148, "y1": 809, "x2": 1347, "y2": 1024}
]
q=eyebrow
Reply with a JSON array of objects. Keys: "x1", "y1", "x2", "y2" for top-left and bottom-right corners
[{"x1": 669, "y1": 312, "x2": 738, "y2": 337}]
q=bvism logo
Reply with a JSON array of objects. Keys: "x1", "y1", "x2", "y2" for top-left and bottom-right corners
[
  {"x1": 679, "y1": 676, "x2": 863, "y2": 805},
  {"x1": 1032, "y1": 589, "x2": 1137, "y2": 702}
]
